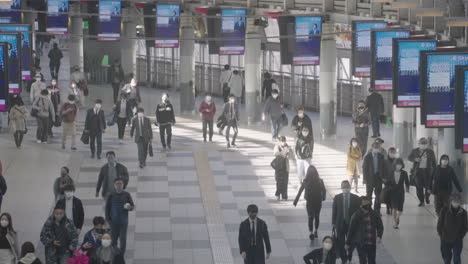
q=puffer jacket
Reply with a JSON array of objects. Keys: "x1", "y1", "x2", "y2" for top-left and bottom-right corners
[{"x1": 40, "y1": 215, "x2": 78, "y2": 264}]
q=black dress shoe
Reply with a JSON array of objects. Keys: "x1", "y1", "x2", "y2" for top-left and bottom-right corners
[
  {"x1": 97, "y1": 155, "x2": 101, "y2": 160},
  {"x1": 418, "y1": 203, "x2": 424, "y2": 207},
  {"x1": 227, "y1": 142, "x2": 231, "y2": 148},
  {"x1": 91, "y1": 154, "x2": 95, "y2": 159}
]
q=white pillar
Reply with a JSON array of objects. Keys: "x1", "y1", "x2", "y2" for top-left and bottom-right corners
[
  {"x1": 245, "y1": 32, "x2": 262, "y2": 125},
  {"x1": 319, "y1": 22, "x2": 337, "y2": 138},
  {"x1": 69, "y1": 14, "x2": 83, "y2": 70},
  {"x1": 392, "y1": 106, "x2": 414, "y2": 158},
  {"x1": 121, "y1": 8, "x2": 136, "y2": 77},
  {"x1": 179, "y1": 24, "x2": 195, "y2": 113}
]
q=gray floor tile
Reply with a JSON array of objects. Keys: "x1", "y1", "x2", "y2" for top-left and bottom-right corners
[
  {"x1": 137, "y1": 192, "x2": 170, "y2": 198},
  {"x1": 232, "y1": 191, "x2": 265, "y2": 197},
  {"x1": 136, "y1": 211, "x2": 171, "y2": 218},
  {"x1": 134, "y1": 232, "x2": 172, "y2": 241},
  {"x1": 168, "y1": 181, "x2": 199, "y2": 186},
  {"x1": 169, "y1": 197, "x2": 202, "y2": 204},
  {"x1": 171, "y1": 217, "x2": 206, "y2": 224}
]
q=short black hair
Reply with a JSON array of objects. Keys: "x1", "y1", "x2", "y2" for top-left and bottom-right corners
[
  {"x1": 229, "y1": 94, "x2": 235, "y2": 98},
  {"x1": 360, "y1": 196, "x2": 371, "y2": 203},
  {"x1": 95, "y1": 99, "x2": 103, "y2": 104},
  {"x1": 247, "y1": 204, "x2": 258, "y2": 213},
  {"x1": 68, "y1": 94, "x2": 76, "y2": 101},
  {"x1": 92, "y1": 216, "x2": 105, "y2": 226},
  {"x1": 54, "y1": 203, "x2": 65, "y2": 210},
  {"x1": 40, "y1": 89, "x2": 49, "y2": 96},
  {"x1": 62, "y1": 166, "x2": 70, "y2": 173},
  {"x1": 224, "y1": 64, "x2": 230, "y2": 70},
  {"x1": 393, "y1": 158, "x2": 405, "y2": 170},
  {"x1": 63, "y1": 184, "x2": 75, "y2": 192},
  {"x1": 20, "y1": 242, "x2": 35, "y2": 258},
  {"x1": 137, "y1": 107, "x2": 144, "y2": 113},
  {"x1": 106, "y1": 151, "x2": 116, "y2": 157},
  {"x1": 114, "y1": 178, "x2": 124, "y2": 183}
]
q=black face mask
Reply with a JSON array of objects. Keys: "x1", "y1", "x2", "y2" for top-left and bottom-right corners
[{"x1": 361, "y1": 204, "x2": 371, "y2": 211}]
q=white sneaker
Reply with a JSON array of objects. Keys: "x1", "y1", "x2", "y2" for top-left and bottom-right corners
[
  {"x1": 119, "y1": 139, "x2": 124, "y2": 144},
  {"x1": 36, "y1": 140, "x2": 41, "y2": 143}
]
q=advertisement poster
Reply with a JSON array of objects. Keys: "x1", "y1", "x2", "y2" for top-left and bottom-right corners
[
  {"x1": 371, "y1": 29, "x2": 410, "y2": 91},
  {"x1": 0, "y1": 33, "x2": 21, "y2": 94},
  {"x1": 351, "y1": 21, "x2": 387, "y2": 77},
  {"x1": 293, "y1": 16, "x2": 322, "y2": 65},
  {"x1": 394, "y1": 39, "x2": 437, "y2": 107},
  {"x1": 0, "y1": 43, "x2": 7, "y2": 111},
  {"x1": 47, "y1": 0, "x2": 69, "y2": 34},
  {"x1": 0, "y1": 24, "x2": 32, "y2": 80},
  {"x1": 155, "y1": 4, "x2": 180, "y2": 48},
  {"x1": 423, "y1": 52, "x2": 468, "y2": 127},
  {"x1": 220, "y1": 9, "x2": 246, "y2": 55},
  {"x1": 98, "y1": 1, "x2": 121, "y2": 41},
  {"x1": 0, "y1": 0, "x2": 21, "y2": 23}
]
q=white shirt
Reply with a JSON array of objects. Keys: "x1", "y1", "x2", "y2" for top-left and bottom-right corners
[
  {"x1": 419, "y1": 151, "x2": 428, "y2": 169},
  {"x1": 394, "y1": 171, "x2": 401, "y2": 184},
  {"x1": 65, "y1": 198, "x2": 74, "y2": 223}
]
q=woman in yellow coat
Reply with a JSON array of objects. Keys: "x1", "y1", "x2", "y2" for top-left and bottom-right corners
[{"x1": 346, "y1": 138, "x2": 362, "y2": 192}]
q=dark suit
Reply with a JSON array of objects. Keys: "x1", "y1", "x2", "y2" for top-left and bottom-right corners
[
  {"x1": 408, "y1": 148, "x2": 436, "y2": 205},
  {"x1": 96, "y1": 163, "x2": 129, "y2": 198},
  {"x1": 85, "y1": 108, "x2": 106, "y2": 156},
  {"x1": 332, "y1": 192, "x2": 360, "y2": 263},
  {"x1": 238, "y1": 218, "x2": 271, "y2": 264},
  {"x1": 130, "y1": 117, "x2": 153, "y2": 165},
  {"x1": 365, "y1": 92, "x2": 384, "y2": 137},
  {"x1": 303, "y1": 248, "x2": 337, "y2": 264},
  {"x1": 56, "y1": 197, "x2": 85, "y2": 230},
  {"x1": 362, "y1": 152, "x2": 385, "y2": 213}
]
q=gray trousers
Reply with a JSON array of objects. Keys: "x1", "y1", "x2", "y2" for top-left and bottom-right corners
[{"x1": 137, "y1": 136, "x2": 149, "y2": 164}]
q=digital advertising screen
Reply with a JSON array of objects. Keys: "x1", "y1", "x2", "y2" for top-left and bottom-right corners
[
  {"x1": 393, "y1": 39, "x2": 437, "y2": 107},
  {"x1": 0, "y1": 0, "x2": 21, "y2": 24},
  {"x1": 98, "y1": 1, "x2": 121, "y2": 41},
  {"x1": 454, "y1": 66, "x2": 468, "y2": 152},
  {"x1": 293, "y1": 16, "x2": 322, "y2": 65},
  {"x1": 371, "y1": 29, "x2": 410, "y2": 91},
  {"x1": 155, "y1": 4, "x2": 180, "y2": 48},
  {"x1": 220, "y1": 9, "x2": 246, "y2": 55},
  {"x1": 0, "y1": 43, "x2": 8, "y2": 112},
  {"x1": 47, "y1": 0, "x2": 69, "y2": 34},
  {"x1": 0, "y1": 32, "x2": 21, "y2": 94},
  {"x1": 421, "y1": 51, "x2": 468, "y2": 128},
  {"x1": 0, "y1": 24, "x2": 32, "y2": 80},
  {"x1": 351, "y1": 20, "x2": 387, "y2": 77}
]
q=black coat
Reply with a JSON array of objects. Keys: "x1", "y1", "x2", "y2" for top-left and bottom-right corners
[
  {"x1": 108, "y1": 64, "x2": 125, "y2": 84},
  {"x1": 223, "y1": 102, "x2": 240, "y2": 123},
  {"x1": 346, "y1": 209, "x2": 383, "y2": 246},
  {"x1": 55, "y1": 197, "x2": 85, "y2": 229},
  {"x1": 130, "y1": 117, "x2": 153, "y2": 143},
  {"x1": 408, "y1": 148, "x2": 436, "y2": 187},
  {"x1": 96, "y1": 163, "x2": 129, "y2": 198},
  {"x1": 303, "y1": 248, "x2": 337, "y2": 264},
  {"x1": 114, "y1": 100, "x2": 133, "y2": 120},
  {"x1": 332, "y1": 193, "x2": 360, "y2": 233},
  {"x1": 155, "y1": 102, "x2": 176, "y2": 125},
  {"x1": 365, "y1": 92, "x2": 384, "y2": 115},
  {"x1": 295, "y1": 134, "x2": 314, "y2": 160},
  {"x1": 431, "y1": 166, "x2": 463, "y2": 195},
  {"x1": 362, "y1": 152, "x2": 385, "y2": 186},
  {"x1": 294, "y1": 173, "x2": 326, "y2": 206},
  {"x1": 91, "y1": 246, "x2": 125, "y2": 264},
  {"x1": 0, "y1": 175, "x2": 7, "y2": 197},
  {"x1": 271, "y1": 155, "x2": 288, "y2": 181},
  {"x1": 387, "y1": 170, "x2": 410, "y2": 211},
  {"x1": 291, "y1": 114, "x2": 313, "y2": 136},
  {"x1": 85, "y1": 109, "x2": 106, "y2": 134},
  {"x1": 238, "y1": 218, "x2": 271, "y2": 264},
  {"x1": 437, "y1": 206, "x2": 468, "y2": 242}
]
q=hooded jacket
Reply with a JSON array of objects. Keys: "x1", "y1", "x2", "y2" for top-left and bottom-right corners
[
  {"x1": 437, "y1": 206, "x2": 468, "y2": 242},
  {"x1": 431, "y1": 157, "x2": 463, "y2": 195}
]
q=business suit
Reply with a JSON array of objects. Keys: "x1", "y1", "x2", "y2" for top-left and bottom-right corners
[
  {"x1": 238, "y1": 218, "x2": 271, "y2": 264},
  {"x1": 84, "y1": 108, "x2": 106, "y2": 157},
  {"x1": 332, "y1": 192, "x2": 360, "y2": 263},
  {"x1": 362, "y1": 151, "x2": 385, "y2": 213},
  {"x1": 130, "y1": 116, "x2": 153, "y2": 167},
  {"x1": 96, "y1": 163, "x2": 129, "y2": 198},
  {"x1": 56, "y1": 197, "x2": 85, "y2": 230}
]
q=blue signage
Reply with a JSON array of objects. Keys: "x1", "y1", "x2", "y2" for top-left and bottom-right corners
[
  {"x1": 155, "y1": 4, "x2": 180, "y2": 48},
  {"x1": 293, "y1": 16, "x2": 322, "y2": 65},
  {"x1": 220, "y1": 9, "x2": 246, "y2": 55},
  {"x1": 98, "y1": 1, "x2": 121, "y2": 41},
  {"x1": 351, "y1": 21, "x2": 387, "y2": 77},
  {"x1": 0, "y1": 33, "x2": 21, "y2": 94},
  {"x1": 0, "y1": 24, "x2": 32, "y2": 80},
  {"x1": 47, "y1": 0, "x2": 69, "y2": 34},
  {"x1": 0, "y1": 0, "x2": 21, "y2": 23},
  {"x1": 0, "y1": 43, "x2": 7, "y2": 111}
]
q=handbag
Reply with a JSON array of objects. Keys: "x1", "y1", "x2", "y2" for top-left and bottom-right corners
[
  {"x1": 149, "y1": 143, "x2": 154, "y2": 157},
  {"x1": 107, "y1": 111, "x2": 116, "y2": 126},
  {"x1": 23, "y1": 119, "x2": 28, "y2": 134},
  {"x1": 216, "y1": 115, "x2": 226, "y2": 128},
  {"x1": 379, "y1": 184, "x2": 391, "y2": 204},
  {"x1": 30, "y1": 108, "x2": 39, "y2": 118},
  {"x1": 80, "y1": 130, "x2": 90, "y2": 145},
  {"x1": 66, "y1": 249, "x2": 89, "y2": 264},
  {"x1": 280, "y1": 112, "x2": 288, "y2": 127}
]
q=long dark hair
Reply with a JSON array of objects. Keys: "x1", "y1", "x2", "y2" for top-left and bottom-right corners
[
  {"x1": 20, "y1": 241, "x2": 35, "y2": 258},
  {"x1": 0, "y1": 213, "x2": 14, "y2": 233},
  {"x1": 305, "y1": 165, "x2": 320, "y2": 185}
]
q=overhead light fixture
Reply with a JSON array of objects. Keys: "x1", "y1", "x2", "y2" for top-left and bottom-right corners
[{"x1": 415, "y1": 8, "x2": 445, "y2": 17}]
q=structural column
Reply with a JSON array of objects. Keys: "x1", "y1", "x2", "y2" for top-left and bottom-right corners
[
  {"x1": 393, "y1": 107, "x2": 414, "y2": 158},
  {"x1": 244, "y1": 32, "x2": 262, "y2": 125},
  {"x1": 319, "y1": 22, "x2": 337, "y2": 138},
  {"x1": 69, "y1": 4, "x2": 83, "y2": 70},
  {"x1": 179, "y1": 13, "x2": 195, "y2": 113},
  {"x1": 121, "y1": 8, "x2": 137, "y2": 77}
]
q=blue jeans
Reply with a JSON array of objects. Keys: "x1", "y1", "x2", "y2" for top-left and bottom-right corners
[
  {"x1": 111, "y1": 220, "x2": 128, "y2": 256},
  {"x1": 270, "y1": 115, "x2": 282, "y2": 139},
  {"x1": 441, "y1": 239, "x2": 463, "y2": 264}
]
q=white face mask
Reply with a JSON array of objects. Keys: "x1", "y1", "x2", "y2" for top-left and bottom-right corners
[
  {"x1": 229, "y1": 99, "x2": 235, "y2": 103},
  {"x1": 101, "y1": 239, "x2": 111, "y2": 248},
  {"x1": 372, "y1": 148, "x2": 380, "y2": 154},
  {"x1": 71, "y1": 84, "x2": 76, "y2": 88},
  {"x1": 162, "y1": 96, "x2": 168, "y2": 102},
  {"x1": 452, "y1": 201, "x2": 460, "y2": 208},
  {"x1": 272, "y1": 94, "x2": 278, "y2": 99},
  {"x1": 302, "y1": 132, "x2": 309, "y2": 137},
  {"x1": 298, "y1": 113, "x2": 304, "y2": 118},
  {"x1": 0, "y1": 220, "x2": 8, "y2": 228},
  {"x1": 69, "y1": 100, "x2": 75, "y2": 104},
  {"x1": 35, "y1": 78, "x2": 41, "y2": 82},
  {"x1": 65, "y1": 191, "x2": 74, "y2": 199},
  {"x1": 206, "y1": 96, "x2": 212, "y2": 102},
  {"x1": 342, "y1": 188, "x2": 351, "y2": 194},
  {"x1": 137, "y1": 113, "x2": 144, "y2": 118},
  {"x1": 95, "y1": 104, "x2": 102, "y2": 109},
  {"x1": 352, "y1": 142, "x2": 358, "y2": 148},
  {"x1": 323, "y1": 242, "x2": 333, "y2": 251},
  {"x1": 52, "y1": 81, "x2": 57, "y2": 86},
  {"x1": 395, "y1": 165, "x2": 402, "y2": 171},
  {"x1": 419, "y1": 144, "x2": 427, "y2": 150}
]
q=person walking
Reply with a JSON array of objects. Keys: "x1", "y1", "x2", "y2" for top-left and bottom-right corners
[
  {"x1": 84, "y1": 99, "x2": 106, "y2": 159},
  {"x1": 346, "y1": 196, "x2": 384, "y2": 264},
  {"x1": 0, "y1": 213, "x2": 19, "y2": 264},
  {"x1": 81, "y1": 216, "x2": 107, "y2": 257},
  {"x1": 408, "y1": 137, "x2": 436, "y2": 207},
  {"x1": 332, "y1": 180, "x2": 360, "y2": 264},
  {"x1": 109, "y1": 60, "x2": 125, "y2": 103},
  {"x1": 362, "y1": 142, "x2": 385, "y2": 215},
  {"x1": 229, "y1": 70, "x2": 243, "y2": 102},
  {"x1": 0, "y1": 162, "x2": 6, "y2": 213},
  {"x1": 291, "y1": 106, "x2": 312, "y2": 138},
  {"x1": 53, "y1": 167, "x2": 74, "y2": 201},
  {"x1": 55, "y1": 184, "x2": 84, "y2": 233},
  {"x1": 437, "y1": 194, "x2": 467, "y2": 264},
  {"x1": 346, "y1": 138, "x2": 362, "y2": 193},
  {"x1": 68, "y1": 81, "x2": 83, "y2": 108},
  {"x1": 121, "y1": 78, "x2": 140, "y2": 115},
  {"x1": 47, "y1": 79, "x2": 60, "y2": 137},
  {"x1": 199, "y1": 94, "x2": 216, "y2": 142},
  {"x1": 96, "y1": 151, "x2": 129, "y2": 199},
  {"x1": 263, "y1": 89, "x2": 283, "y2": 141},
  {"x1": 48, "y1": 43, "x2": 63, "y2": 79},
  {"x1": 59, "y1": 95, "x2": 78, "y2": 150},
  {"x1": 386, "y1": 158, "x2": 410, "y2": 229},
  {"x1": 295, "y1": 126, "x2": 314, "y2": 184},
  {"x1": 223, "y1": 94, "x2": 240, "y2": 148},
  {"x1": 365, "y1": 88, "x2": 384, "y2": 138},
  {"x1": 130, "y1": 108, "x2": 153, "y2": 168},
  {"x1": 30, "y1": 74, "x2": 46, "y2": 104},
  {"x1": 352, "y1": 100, "x2": 370, "y2": 154},
  {"x1": 271, "y1": 136, "x2": 290, "y2": 201},
  {"x1": 303, "y1": 236, "x2": 337, "y2": 264},
  {"x1": 220, "y1": 65, "x2": 232, "y2": 103},
  {"x1": 18, "y1": 242, "x2": 42, "y2": 264},
  {"x1": 32, "y1": 89, "x2": 55, "y2": 144},
  {"x1": 261, "y1": 72, "x2": 276, "y2": 101},
  {"x1": 90, "y1": 233, "x2": 125, "y2": 264},
  {"x1": 383, "y1": 146, "x2": 397, "y2": 215},
  {"x1": 293, "y1": 165, "x2": 326, "y2": 240},
  {"x1": 8, "y1": 95, "x2": 28, "y2": 148},
  {"x1": 155, "y1": 93, "x2": 175, "y2": 151},
  {"x1": 70, "y1": 66, "x2": 87, "y2": 106},
  {"x1": 238, "y1": 204, "x2": 271, "y2": 264},
  {"x1": 40, "y1": 206, "x2": 79, "y2": 264},
  {"x1": 105, "y1": 178, "x2": 134, "y2": 256},
  {"x1": 114, "y1": 93, "x2": 132, "y2": 144},
  {"x1": 432, "y1": 155, "x2": 463, "y2": 216}
]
